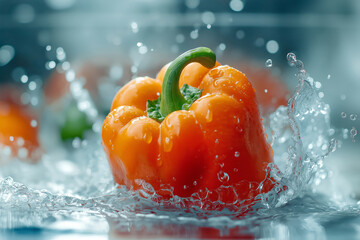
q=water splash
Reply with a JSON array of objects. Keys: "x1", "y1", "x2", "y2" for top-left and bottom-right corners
[
  {"x1": 265, "y1": 59, "x2": 273, "y2": 68},
  {"x1": 0, "y1": 53, "x2": 346, "y2": 237},
  {"x1": 260, "y1": 53, "x2": 333, "y2": 208}
]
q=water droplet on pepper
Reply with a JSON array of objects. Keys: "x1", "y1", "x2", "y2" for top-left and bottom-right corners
[{"x1": 163, "y1": 137, "x2": 173, "y2": 152}]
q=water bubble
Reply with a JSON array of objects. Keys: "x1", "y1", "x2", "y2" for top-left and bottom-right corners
[
  {"x1": 138, "y1": 45, "x2": 148, "y2": 55},
  {"x1": 176, "y1": 34, "x2": 185, "y2": 44},
  {"x1": 341, "y1": 112, "x2": 347, "y2": 118},
  {"x1": 350, "y1": 127, "x2": 357, "y2": 139},
  {"x1": 218, "y1": 43, "x2": 226, "y2": 51},
  {"x1": 28, "y1": 81, "x2": 37, "y2": 91},
  {"x1": 0, "y1": 45, "x2": 15, "y2": 66},
  {"x1": 2, "y1": 146, "x2": 11, "y2": 156},
  {"x1": 321, "y1": 144, "x2": 328, "y2": 151},
  {"x1": 236, "y1": 30, "x2": 245, "y2": 39},
  {"x1": 56, "y1": 47, "x2": 66, "y2": 61},
  {"x1": 234, "y1": 151, "x2": 240, "y2": 157},
  {"x1": 229, "y1": 0, "x2": 244, "y2": 12},
  {"x1": 287, "y1": 53, "x2": 297, "y2": 66},
  {"x1": 190, "y1": 29, "x2": 199, "y2": 39},
  {"x1": 350, "y1": 114, "x2": 357, "y2": 121},
  {"x1": 66, "y1": 70, "x2": 75, "y2": 82},
  {"x1": 18, "y1": 148, "x2": 28, "y2": 158},
  {"x1": 266, "y1": 40, "x2": 279, "y2": 54},
  {"x1": 46, "y1": 45, "x2": 52, "y2": 51},
  {"x1": 17, "y1": 138, "x2": 25, "y2": 147},
  {"x1": 13, "y1": 4, "x2": 35, "y2": 24},
  {"x1": 264, "y1": 89, "x2": 268, "y2": 93},
  {"x1": 185, "y1": 0, "x2": 200, "y2": 9},
  {"x1": 92, "y1": 121, "x2": 102, "y2": 133},
  {"x1": 61, "y1": 62, "x2": 71, "y2": 71},
  {"x1": 20, "y1": 75, "x2": 29, "y2": 84},
  {"x1": 30, "y1": 120, "x2": 38, "y2": 127},
  {"x1": 318, "y1": 92, "x2": 324, "y2": 98},
  {"x1": 72, "y1": 137, "x2": 81, "y2": 149},
  {"x1": 317, "y1": 169, "x2": 327, "y2": 180},
  {"x1": 45, "y1": 61, "x2": 56, "y2": 70},
  {"x1": 131, "y1": 65, "x2": 138, "y2": 74},
  {"x1": 130, "y1": 22, "x2": 139, "y2": 33},
  {"x1": 207, "y1": 24, "x2": 212, "y2": 29},
  {"x1": 329, "y1": 138, "x2": 337, "y2": 152},
  {"x1": 77, "y1": 101, "x2": 90, "y2": 112},
  {"x1": 328, "y1": 128, "x2": 335, "y2": 136},
  {"x1": 327, "y1": 74, "x2": 331, "y2": 79},
  {"x1": 265, "y1": 59, "x2": 272, "y2": 68},
  {"x1": 217, "y1": 171, "x2": 229, "y2": 183},
  {"x1": 201, "y1": 11, "x2": 215, "y2": 25},
  {"x1": 30, "y1": 97, "x2": 39, "y2": 106},
  {"x1": 314, "y1": 81, "x2": 322, "y2": 89}
]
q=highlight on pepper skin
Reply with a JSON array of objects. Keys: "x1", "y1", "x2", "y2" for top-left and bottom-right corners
[{"x1": 102, "y1": 47, "x2": 274, "y2": 205}]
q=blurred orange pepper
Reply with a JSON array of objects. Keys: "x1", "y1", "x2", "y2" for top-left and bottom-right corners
[
  {"x1": 102, "y1": 47, "x2": 273, "y2": 202},
  {"x1": 0, "y1": 101, "x2": 40, "y2": 162}
]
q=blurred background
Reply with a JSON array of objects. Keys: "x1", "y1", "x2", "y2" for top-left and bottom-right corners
[
  {"x1": 1, "y1": 0, "x2": 359, "y2": 115},
  {"x1": 1, "y1": 1, "x2": 360, "y2": 239},
  {"x1": 0, "y1": 0, "x2": 359, "y2": 199}
]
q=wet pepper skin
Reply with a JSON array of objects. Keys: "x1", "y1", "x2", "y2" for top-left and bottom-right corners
[{"x1": 102, "y1": 48, "x2": 273, "y2": 202}]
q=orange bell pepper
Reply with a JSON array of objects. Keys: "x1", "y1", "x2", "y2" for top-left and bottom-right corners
[
  {"x1": 102, "y1": 47, "x2": 273, "y2": 202},
  {"x1": 0, "y1": 101, "x2": 40, "y2": 162}
]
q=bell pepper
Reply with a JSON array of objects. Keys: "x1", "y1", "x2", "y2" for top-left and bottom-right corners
[
  {"x1": 102, "y1": 47, "x2": 273, "y2": 202},
  {"x1": 0, "y1": 101, "x2": 40, "y2": 162}
]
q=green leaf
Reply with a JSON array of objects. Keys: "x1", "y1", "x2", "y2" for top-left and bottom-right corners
[
  {"x1": 180, "y1": 84, "x2": 202, "y2": 110},
  {"x1": 147, "y1": 84, "x2": 202, "y2": 122},
  {"x1": 147, "y1": 96, "x2": 165, "y2": 122}
]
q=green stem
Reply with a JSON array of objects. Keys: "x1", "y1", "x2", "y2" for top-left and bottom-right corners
[{"x1": 160, "y1": 47, "x2": 216, "y2": 117}]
